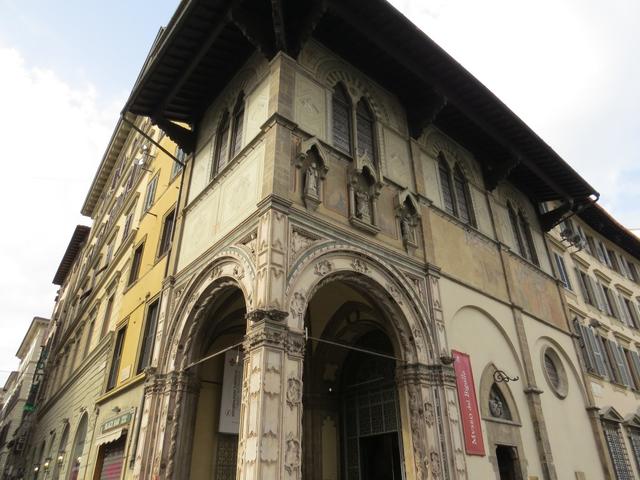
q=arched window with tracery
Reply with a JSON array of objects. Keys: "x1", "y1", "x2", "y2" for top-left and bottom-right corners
[
  {"x1": 230, "y1": 92, "x2": 245, "y2": 157},
  {"x1": 453, "y1": 164, "x2": 474, "y2": 224},
  {"x1": 332, "y1": 83, "x2": 352, "y2": 154},
  {"x1": 438, "y1": 157, "x2": 455, "y2": 216},
  {"x1": 212, "y1": 92, "x2": 245, "y2": 178},
  {"x1": 508, "y1": 202, "x2": 539, "y2": 265},
  {"x1": 213, "y1": 111, "x2": 230, "y2": 177},
  {"x1": 356, "y1": 99, "x2": 375, "y2": 163}
]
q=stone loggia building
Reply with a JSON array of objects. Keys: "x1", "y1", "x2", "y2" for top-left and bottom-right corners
[
  {"x1": 14, "y1": 1, "x2": 640, "y2": 479},
  {"x1": 120, "y1": 1, "x2": 609, "y2": 479}
]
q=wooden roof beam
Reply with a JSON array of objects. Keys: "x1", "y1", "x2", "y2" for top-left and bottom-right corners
[
  {"x1": 327, "y1": 0, "x2": 577, "y2": 202},
  {"x1": 406, "y1": 92, "x2": 447, "y2": 139},
  {"x1": 231, "y1": 3, "x2": 277, "y2": 59}
]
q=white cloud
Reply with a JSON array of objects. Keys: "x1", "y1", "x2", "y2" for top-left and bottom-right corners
[
  {"x1": 0, "y1": 45, "x2": 122, "y2": 383},
  {"x1": 390, "y1": 0, "x2": 640, "y2": 230}
]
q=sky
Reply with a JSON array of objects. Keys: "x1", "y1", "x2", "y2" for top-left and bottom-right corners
[{"x1": 0, "y1": 0, "x2": 638, "y2": 384}]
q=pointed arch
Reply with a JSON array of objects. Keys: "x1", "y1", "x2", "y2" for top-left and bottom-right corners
[
  {"x1": 332, "y1": 82, "x2": 352, "y2": 154},
  {"x1": 230, "y1": 91, "x2": 245, "y2": 158},
  {"x1": 438, "y1": 154, "x2": 455, "y2": 216},
  {"x1": 212, "y1": 110, "x2": 230, "y2": 177},
  {"x1": 453, "y1": 163, "x2": 475, "y2": 226},
  {"x1": 356, "y1": 98, "x2": 376, "y2": 164}
]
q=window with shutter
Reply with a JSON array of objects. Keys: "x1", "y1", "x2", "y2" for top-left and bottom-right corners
[
  {"x1": 107, "y1": 326, "x2": 127, "y2": 391},
  {"x1": 553, "y1": 253, "x2": 572, "y2": 289},
  {"x1": 613, "y1": 343, "x2": 634, "y2": 388},
  {"x1": 137, "y1": 300, "x2": 159, "y2": 374},
  {"x1": 356, "y1": 100, "x2": 375, "y2": 162},
  {"x1": 577, "y1": 323, "x2": 596, "y2": 373},
  {"x1": 603, "y1": 339, "x2": 624, "y2": 385},
  {"x1": 332, "y1": 84, "x2": 352, "y2": 154},
  {"x1": 586, "y1": 329, "x2": 609, "y2": 378},
  {"x1": 575, "y1": 269, "x2": 591, "y2": 305},
  {"x1": 626, "y1": 300, "x2": 640, "y2": 329},
  {"x1": 143, "y1": 174, "x2": 158, "y2": 212},
  {"x1": 624, "y1": 349, "x2": 640, "y2": 390}
]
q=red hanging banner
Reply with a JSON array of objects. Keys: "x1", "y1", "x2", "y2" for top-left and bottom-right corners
[{"x1": 452, "y1": 350, "x2": 485, "y2": 456}]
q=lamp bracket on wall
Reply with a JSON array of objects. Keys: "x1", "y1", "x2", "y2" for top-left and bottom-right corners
[{"x1": 493, "y1": 369, "x2": 519, "y2": 383}]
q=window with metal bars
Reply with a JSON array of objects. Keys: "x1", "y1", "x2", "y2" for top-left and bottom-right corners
[
  {"x1": 507, "y1": 203, "x2": 538, "y2": 264},
  {"x1": 603, "y1": 421, "x2": 634, "y2": 480},
  {"x1": 356, "y1": 100, "x2": 375, "y2": 162},
  {"x1": 628, "y1": 428, "x2": 640, "y2": 473}
]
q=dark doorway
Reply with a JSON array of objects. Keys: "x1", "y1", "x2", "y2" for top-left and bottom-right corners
[
  {"x1": 496, "y1": 445, "x2": 521, "y2": 480},
  {"x1": 359, "y1": 432, "x2": 402, "y2": 480}
]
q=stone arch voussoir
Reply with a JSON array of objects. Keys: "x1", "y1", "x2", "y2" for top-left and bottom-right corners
[
  {"x1": 163, "y1": 248, "x2": 255, "y2": 372},
  {"x1": 285, "y1": 244, "x2": 434, "y2": 364}
]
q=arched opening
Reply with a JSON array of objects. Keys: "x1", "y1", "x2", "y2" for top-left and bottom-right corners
[
  {"x1": 52, "y1": 423, "x2": 69, "y2": 480},
  {"x1": 186, "y1": 286, "x2": 247, "y2": 480},
  {"x1": 67, "y1": 414, "x2": 88, "y2": 480},
  {"x1": 302, "y1": 279, "x2": 407, "y2": 480}
]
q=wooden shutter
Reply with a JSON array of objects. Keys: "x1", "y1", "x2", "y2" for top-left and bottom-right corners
[
  {"x1": 577, "y1": 324, "x2": 596, "y2": 373},
  {"x1": 591, "y1": 279, "x2": 606, "y2": 312},
  {"x1": 575, "y1": 269, "x2": 590, "y2": 304},
  {"x1": 231, "y1": 94, "x2": 245, "y2": 158},
  {"x1": 603, "y1": 339, "x2": 623, "y2": 384},
  {"x1": 612, "y1": 343, "x2": 633, "y2": 387},
  {"x1": 628, "y1": 351, "x2": 640, "y2": 390},
  {"x1": 585, "y1": 328, "x2": 608, "y2": 377}
]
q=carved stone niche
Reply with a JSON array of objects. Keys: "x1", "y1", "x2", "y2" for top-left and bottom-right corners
[
  {"x1": 296, "y1": 137, "x2": 329, "y2": 210},
  {"x1": 395, "y1": 189, "x2": 420, "y2": 252},
  {"x1": 348, "y1": 155, "x2": 383, "y2": 234}
]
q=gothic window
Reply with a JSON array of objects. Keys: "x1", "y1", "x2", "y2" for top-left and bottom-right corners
[
  {"x1": 508, "y1": 202, "x2": 538, "y2": 265},
  {"x1": 212, "y1": 92, "x2": 246, "y2": 178},
  {"x1": 356, "y1": 100, "x2": 375, "y2": 163},
  {"x1": 453, "y1": 165, "x2": 473, "y2": 224},
  {"x1": 332, "y1": 83, "x2": 352, "y2": 154},
  {"x1": 230, "y1": 92, "x2": 245, "y2": 157},
  {"x1": 488, "y1": 384, "x2": 512, "y2": 421},
  {"x1": 213, "y1": 111, "x2": 230, "y2": 176},
  {"x1": 438, "y1": 156, "x2": 476, "y2": 226},
  {"x1": 438, "y1": 157, "x2": 455, "y2": 215}
]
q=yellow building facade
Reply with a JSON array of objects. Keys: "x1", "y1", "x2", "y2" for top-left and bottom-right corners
[{"x1": 21, "y1": 116, "x2": 183, "y2": 480}]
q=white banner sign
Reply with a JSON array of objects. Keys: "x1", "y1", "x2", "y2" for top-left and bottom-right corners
[{"x1": 218, "y1": 350, "x2": 243, "y2": 434}]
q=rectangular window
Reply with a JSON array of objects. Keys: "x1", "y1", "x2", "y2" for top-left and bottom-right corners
[
  {"x1": 602, "y1": 421, "x2": 634, "y2": 480},
  {"x1": 607, "y1": 249, "x2": 621, "y2": 273},
  {"x1": 100, "y1": 294, "x2": 114, "y2": 338},
  {"x1": 602, "y1": 284, "x2": 618, "y2": 318},
  {"x1": 611, "y1": 341, "x2": 633, "y2": 387},
  {"x1": 575, "y1": 269, "x2": 597, "y2": 307},
  {"x1": 107, "y1": 326, "x2": 127, "y2": 391},
  {"x1": 629, "y1": 263, "x2": 640, "y2": 283},
  {"x1": 172, "y1": 147, "x2": 186, "y2": 178},
  {"x1": 105, "y1": 238, "x2": 115, "y2": 267},
  {"x1": 128, "y1": 243, "x2": 144, "y2": 286},
  {"x1": 143, "y1": 174, "x2": 158, "y2": 212},
  {"x1": 122, "y1": 207, "x2": 135, "y2": 240},
  {"x1": 553, "y1": 253, "x2": 572, "y2": 289},
  {"x1": 577, "y1": 322, "x2": 609, "y2": 378},
  {"x1": 137, "y1": 300, "x2": 160, "y2": 374},
  {"x1": 624, "y1": 349, "x2": 640, "y2": 390},
  {"x1": 158, "y1": 209, "x2": 176, "y2": 258},
  {"x1": 83, "y1": 311, "x2": 97, "y2": 358}
]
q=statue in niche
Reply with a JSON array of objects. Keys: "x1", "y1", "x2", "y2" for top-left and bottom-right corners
[
  {"x1": 400, "y1": 215, "x2": 415, "y2": 245},
  {"x1": 396, "y1": 191, "x2": 420, "y2": 250},
  {"x1": 304, "y1": 160, "x2": 319, "y2": 199},
  {"x1": 355, "y1": 190, "x2": 371, "y2": 222}
]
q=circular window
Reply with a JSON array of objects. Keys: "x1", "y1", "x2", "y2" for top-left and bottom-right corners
[{"x1": 542, "y1": 348, "x2": 568, "y2": 398}]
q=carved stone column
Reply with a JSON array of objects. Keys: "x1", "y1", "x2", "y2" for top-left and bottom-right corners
[
  {"x1": 238, "y1": 310, "x2": 304, "y2": 480},
  {"x1": 425, "y1": 266, "x2": 468, "y2": 480}
]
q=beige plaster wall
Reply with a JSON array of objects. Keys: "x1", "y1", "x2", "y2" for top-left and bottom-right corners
[
  {"x1": 178, "y1": 142, "x2": 265, "y2": 271},
  {"x1": 525, "y1": 317, "x2": 603, "y2": 479},
  {"x1": 442, "y1": 279, "x2": 545, "y2": 479}
]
